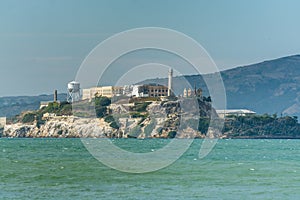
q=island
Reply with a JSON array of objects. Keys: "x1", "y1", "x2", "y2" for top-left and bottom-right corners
[{"x1": 2, "y1": 95, "x2": 300, "y2": 139}]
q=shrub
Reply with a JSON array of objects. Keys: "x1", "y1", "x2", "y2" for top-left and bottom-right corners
[
  {"x1": 95, "y1": 96, "x2": 111, "y2": 107},
  {"x1": 198, "y1": 117, "x2": 210, "y2": 134},
  {"x1": 22, "y1": 113, "x2": 36, "y2": 123},
  {"x1": 131, "y1": 102, "x2": 151, "y2": 112},
  {"x1": 130, "y1": 112, "x2": 144, "y2": 118},
  {"x1": 104, "y1": 115, "x2": 115, "y2": 123},
  {"x1": 95, "y1": 106, "x2": 107, "y2": 118},
  {"x1": 110, "y1": 121, "x2": 119, "y2": 129},
  {"x1": 168, "y1": 131, "x2": 177, "y2": 138},
  {"x1": 156, "y1": 127, "x2": 163, "y2": 134}
]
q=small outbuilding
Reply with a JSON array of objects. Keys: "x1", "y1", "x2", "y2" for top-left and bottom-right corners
[{"x1": 216, "y1": 109, "x2": 256, "y2": 118}]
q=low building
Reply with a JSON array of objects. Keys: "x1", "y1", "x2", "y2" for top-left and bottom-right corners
[
  {"x1": 82, "y1": 86, "x2": 124, "y2": 100},
  {"x1": 82, "y1": 83, "x2": 171, "y2": 100},
  {"x1": 129, "y1": 84, "x2": 169, "y2": 98},
  {"x1": 216, "y1": 109, "x2": 256, "y2": 118}
]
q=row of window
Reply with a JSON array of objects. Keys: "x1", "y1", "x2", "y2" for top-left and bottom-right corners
[
  {"x1": 150, "y1": 94, "x2": 165, "y2": 97},
  {"x1": 150, "y1": 89, "x2": 167, "y2": 92}
]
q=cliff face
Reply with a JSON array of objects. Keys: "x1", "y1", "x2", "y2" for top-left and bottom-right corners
[
  {"x1": 3, "y1": 117, "x2": 112, "y2": 138},
  {"x1": 2, "y1": 99, "x2": 214, "y2": 138},
  {"x1": 3, "y1": 98, "x2": 300, "y2": 139}
]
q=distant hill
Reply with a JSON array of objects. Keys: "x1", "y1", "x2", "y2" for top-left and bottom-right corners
[
  {"x1": 0, "y1": 94, "x2": 67, "y2": 117},
  {"x1": 140, "y1": 55, "x2": 300, "y2": 118},
  {"x1": 2, "y1": 55, "x2": 300, "y2": 119}
]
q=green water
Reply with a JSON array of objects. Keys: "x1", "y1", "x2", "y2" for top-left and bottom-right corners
[{"x1": 1, "y1": 138, "x2": 300, "y2": 199}]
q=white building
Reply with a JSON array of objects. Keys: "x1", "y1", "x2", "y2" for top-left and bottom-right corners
[
  {"x1": 123, "y1": 85, "x2": 133, "y2": 96},
  {"x1": 216, "y1": 109, "x2": 256, "y2": 118},
  {"x1": 132, "y1": 85, "x2": 149, "y2": 97},
  {"x1": 82, "y1": 86, "x2": 124, "y2": 100}
]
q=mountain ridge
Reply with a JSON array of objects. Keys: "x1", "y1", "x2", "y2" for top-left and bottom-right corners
[
  {"x1": 1, "y1": 55, "x2": 300, "y2": 118},
  {"x1": 0, "y1": 94, "x2": 67, "y2": 117},
  {"x1": 140, "y1": 54, "x2": 300, "y2": 118}
]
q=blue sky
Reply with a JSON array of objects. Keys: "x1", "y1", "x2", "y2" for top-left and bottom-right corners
[{"x1": 1, "y1": 0, "x2": 300, "y2": 96}]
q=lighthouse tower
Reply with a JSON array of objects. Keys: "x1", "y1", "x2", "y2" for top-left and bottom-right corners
[{"x1": 168, "y1": 68, "x2": 173, "y2": 96}]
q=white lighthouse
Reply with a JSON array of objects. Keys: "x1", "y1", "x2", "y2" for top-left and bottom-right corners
[{"x1": 168, "y1": 68, "x2": 173, "y2": 96}]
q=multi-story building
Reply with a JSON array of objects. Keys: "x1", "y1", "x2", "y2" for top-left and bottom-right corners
[
  {"x1": 82, "y1": 86, "x2": 123, "y2": 100},
  {"x1": 147, "y1": 85, "x2": 169, "y2": 97},
  {"x1": 132, "y1": 85, "x2": 149, "y2": 97},
  {"x1": 131, "y1": 84, "x2": 169, "y2": 97}
]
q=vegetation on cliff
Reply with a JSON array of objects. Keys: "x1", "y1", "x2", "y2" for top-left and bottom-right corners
[
  {"x1": 10, "y1": 101, "x2": 72, "y2": 127},
  {"x1": 223, "y1": 114, "x2": 300, "y2": 138},
  {"x1": 5, "y1": 95, "x2": 300, "y2": 139}
]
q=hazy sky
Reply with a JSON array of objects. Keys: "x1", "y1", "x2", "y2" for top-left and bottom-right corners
[{"x1": 1, "y1": 0, "x2": 300, "y2": 96}]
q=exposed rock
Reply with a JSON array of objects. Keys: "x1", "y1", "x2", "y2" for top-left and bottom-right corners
[
  {"x1": 2, "y1": 98, "x2": 214, "y2": 139},
  {"x1": 3, "y1": 117, "x2": 111, "y2": 138}
]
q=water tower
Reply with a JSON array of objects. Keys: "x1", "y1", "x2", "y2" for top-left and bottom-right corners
[{"x1": 67, "y1": 81, "x2": 81, "y2": 103}]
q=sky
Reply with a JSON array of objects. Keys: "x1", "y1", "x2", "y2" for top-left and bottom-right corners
[{"x1": 1, "y1": 0, "x2": 300, "y2": 96}]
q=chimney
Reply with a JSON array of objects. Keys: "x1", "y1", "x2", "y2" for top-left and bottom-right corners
[{"x1": 54, "y1": 90, "x2": 58, "y2": 102}]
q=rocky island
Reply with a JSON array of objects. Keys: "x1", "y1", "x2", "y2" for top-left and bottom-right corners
[{"x1": 1, "y1": 96, "x2": 300, "y2": 139}]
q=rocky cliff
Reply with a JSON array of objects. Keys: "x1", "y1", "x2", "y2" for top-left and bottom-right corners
[
  {"x1": 4, "y1": 97, "x2": 299, "y2": 139},
  {"x1": 2, "y1": 98, "x2": 214, "y2": 138},
  {"x1": 3, "y1": 117, "x2": 109, "y2": 138}
]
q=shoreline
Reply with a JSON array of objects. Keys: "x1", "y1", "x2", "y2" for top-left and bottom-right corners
[{"x1": 1, "y1": 136, "x2": 300, "y2": 139}]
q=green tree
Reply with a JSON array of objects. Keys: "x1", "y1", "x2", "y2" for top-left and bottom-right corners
[
  {"x1": 95, "y1": 96, "x2": 111, "y2": 107},
  {"x1": 95, "y1": 106, "x2": 107, "y2": 118},
  {"x1": 94, "y1": 96, "x2": 111, "y2": 118},
  {"x1": 22, "y1": 113, "x2": 36, "y2": 123}
]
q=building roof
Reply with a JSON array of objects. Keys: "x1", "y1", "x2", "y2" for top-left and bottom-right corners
[{"x1": 216, "y1": 109, "x2": 256, "y2": 114}]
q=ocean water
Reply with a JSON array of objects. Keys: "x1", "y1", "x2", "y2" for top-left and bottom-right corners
[{"x1": 1, "y1": 138, "x2": 300, "y2": 200}]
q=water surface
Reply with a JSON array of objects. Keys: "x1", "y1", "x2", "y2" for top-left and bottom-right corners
[{"x1": 1, "y1": 138, "x2": 300, "y2": 199}]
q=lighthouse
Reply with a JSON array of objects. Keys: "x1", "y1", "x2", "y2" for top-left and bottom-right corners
[{"x1": 168, "y1": 68, "x2": 173, "y2": 96}]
